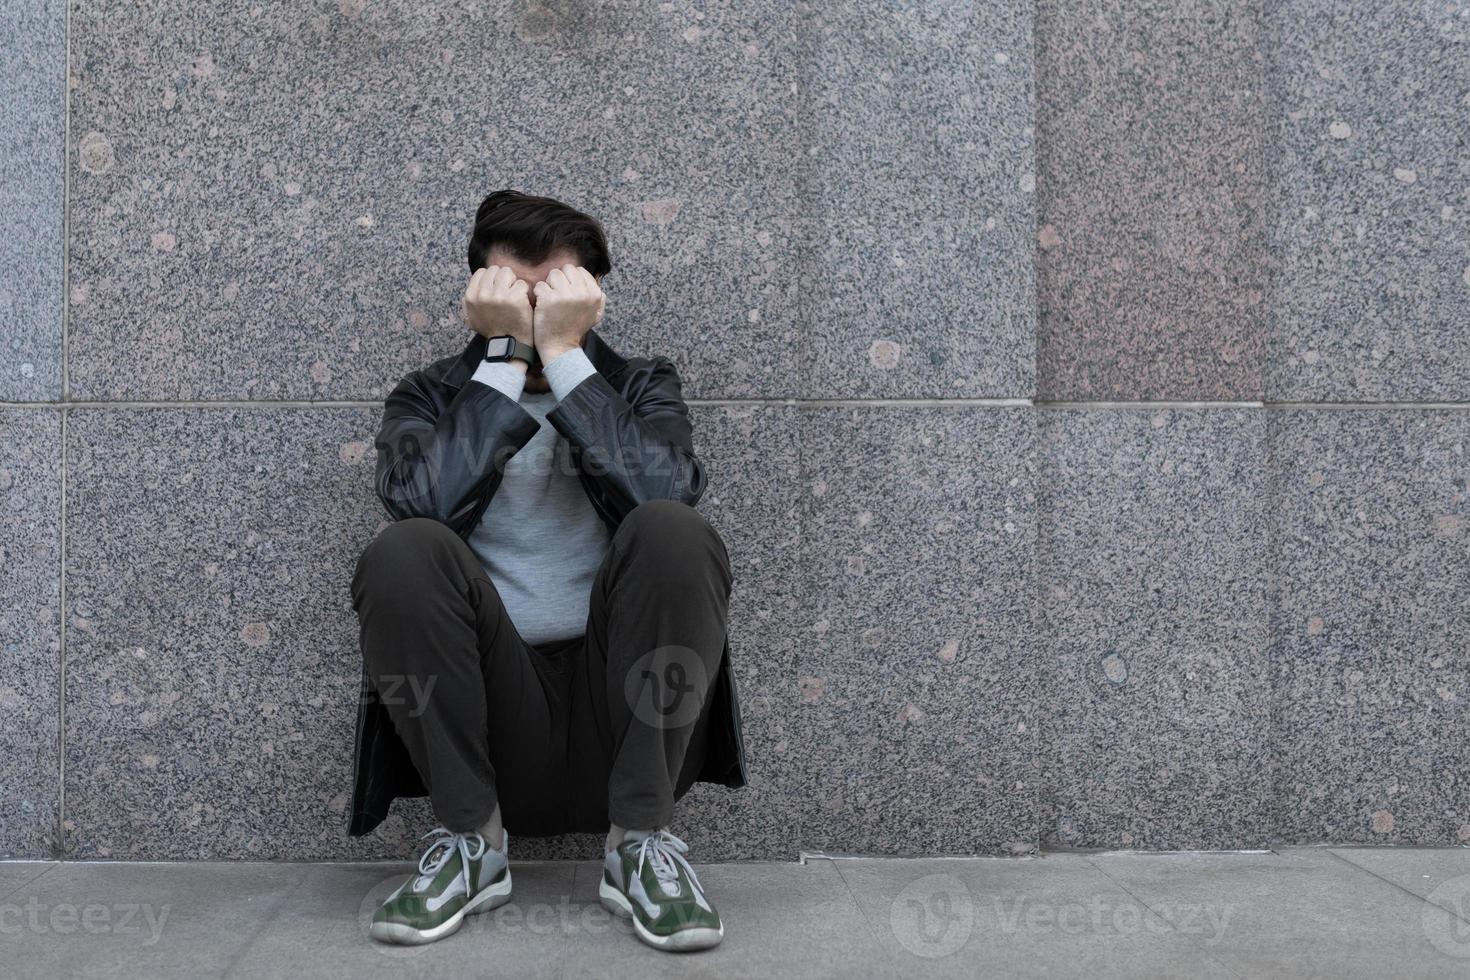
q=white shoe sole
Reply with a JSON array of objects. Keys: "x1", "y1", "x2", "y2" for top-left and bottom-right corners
[
  {"x1": 598, "y1": 876, "x2": 724, "y2": 952},
  {"x1": 369, "y1": 868, "x2": 513, "y2": 946}
]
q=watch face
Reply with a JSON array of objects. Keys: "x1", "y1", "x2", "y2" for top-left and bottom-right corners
[{"x1": 485, "y1": 336, "x2": 510, "y2": 359}]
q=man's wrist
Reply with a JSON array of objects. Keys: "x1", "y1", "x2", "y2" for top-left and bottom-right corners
[
  {"x1": 541, "y1": 345, "x2": 598, "y2": 401},
  {"x1": 483, "y1": 334, "x2": 536, "y2": 369},
  {"x1": 471, "y1": 358, "x2": 528, "y2": 401},
  {"x1": 536, "y1": 342, "x2": 577, "y2": 363}
]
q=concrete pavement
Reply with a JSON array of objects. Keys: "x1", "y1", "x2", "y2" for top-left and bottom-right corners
[{"x1": 3, "y1": 847, "x2": 1469, "y2": 978}]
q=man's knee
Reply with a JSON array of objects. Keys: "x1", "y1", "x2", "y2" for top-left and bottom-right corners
[
  {"x1": 611, "y1": 502, "x2": 731, "y2": 602},
  {"x1": 353, "y1": 517, "x2": 458, "y2": 589},
  {"x1": 617, "y1": 499, "x2": 723, "y2": 553}
]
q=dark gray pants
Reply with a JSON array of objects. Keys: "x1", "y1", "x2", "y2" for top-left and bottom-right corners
[{"x1": 350, "y1": 500, "x2": 731, "y2": 836}]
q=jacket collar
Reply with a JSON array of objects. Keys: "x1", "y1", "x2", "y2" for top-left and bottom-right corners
[{"x1": 442, "y1": 327, "x2": 628, "y2": 390}]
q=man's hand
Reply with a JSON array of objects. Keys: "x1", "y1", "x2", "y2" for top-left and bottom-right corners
[
  {"x1": 532, "y1": 264, "x2": 604, "y2": 362},
  {"x1": 463, "y1": 266, "x2": 534, "y2": 356}
]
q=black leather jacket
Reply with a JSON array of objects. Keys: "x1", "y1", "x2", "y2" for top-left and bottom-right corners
[{"x1": 346, "y1": 328, "x2": 750, "y2": 837}]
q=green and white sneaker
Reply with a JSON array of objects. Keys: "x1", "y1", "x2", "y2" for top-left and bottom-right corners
[
  {"x1": 369, "y1": 827, "x2": 512, "y2": 945},
  {"x1": 599, "y1": 828, "x2": 723, "y2": 952}
]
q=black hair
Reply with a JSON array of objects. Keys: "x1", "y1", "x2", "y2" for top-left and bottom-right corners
[{"x1": 466, "y1": 189, "x2": 612, "y2": 277}]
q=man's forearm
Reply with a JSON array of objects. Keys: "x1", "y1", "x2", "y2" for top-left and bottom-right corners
[
  {"x1": 374, "y1": 378, "x2": 542, "y2": 534},
  {"x1": 541, "y1": 345, "x2": 598, "y2": 401},
  {"x1": 471, "y1": 359, "x2": 529, "y2": 402},
  {"x1": 543, "y1": 358, "x2": 707, "y2": 515}
]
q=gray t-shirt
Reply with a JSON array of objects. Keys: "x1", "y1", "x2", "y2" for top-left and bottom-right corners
[{"x1": 464, "y1": 351, "x2": 612, "y2": 646}]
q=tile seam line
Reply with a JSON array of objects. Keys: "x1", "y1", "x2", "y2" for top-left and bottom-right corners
[
  {"x1": 56, "y1": 0, "x2": 73, "y2": 859},
  {"x1": 824, "y1": 858, "x2": 903, "y2": 975},
  {"x1": 59, "y1": 0, "x2": 70, "y2": 403},
  {"x1": 1083, "y1": 855, "x2": 1250, "y2": 980},
  {"x1": 556, "y1": 863, "x2": 582, "y2": 979},
  {"x1": 0, "y1": 863, "x2": 60, "y2": 905},
  {"x1": 56, "y1": 414, "x2": 67, "y2": 858},
  {"x1": 10, "y1": 398, "x2": 1470, "y2": 410},
  {"x1": 1325, "y1": 849, "x2": 1470, "y2": 927},
  {"x1": 216, "y1": 863, "x2": 314, "y2": 979},
  {"x1": 1264, "y1": 411, "x2": 1283, "y2": 845}
]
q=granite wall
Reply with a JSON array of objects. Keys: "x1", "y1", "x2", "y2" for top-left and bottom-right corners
[{"x1": 1, "y1": 0, "x2": 1466, "y2": 861}]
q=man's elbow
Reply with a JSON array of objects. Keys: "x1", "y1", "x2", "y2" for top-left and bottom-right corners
[
  {"x1": 676, "y1": 455, "x2": 707, "y2": 508},
  {"x1": 626, "y1": 459, "x2": 702, "y2": 509},
  {"x1": 375, "y1": 466, "x2": 438, "y2": 523}
]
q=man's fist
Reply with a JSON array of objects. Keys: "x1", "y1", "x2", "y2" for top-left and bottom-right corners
[
  {"x1": 532, "y1": 264, "x2": 604, "y2": 361},
  {"x1": 463, "y1": 265, "x2": 534, "y2": 350}
]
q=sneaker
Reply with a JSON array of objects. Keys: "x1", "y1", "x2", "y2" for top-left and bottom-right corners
[
  {"x1": 599, "y1": 828, "x2": 723, "y2": 951},
  {"x1": 369, "y1": 827, "x2": 512, "y2": 945}
]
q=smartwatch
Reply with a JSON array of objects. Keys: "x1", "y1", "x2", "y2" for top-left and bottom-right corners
[{"x1": 482, "y1": 335, "x2": 539, "y2": 367}]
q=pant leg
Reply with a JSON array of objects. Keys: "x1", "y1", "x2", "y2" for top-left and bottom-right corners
[
  {"x1": 351, "y1": 517, "x2": 565, "y2": 834},
  {"x1": 575, "y1": 499, "x2": 732, "y2": 831}
]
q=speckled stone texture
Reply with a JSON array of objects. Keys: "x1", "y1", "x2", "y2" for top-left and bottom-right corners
[
  {"x1": 1035, "y1": 0, "x2": 1269, "y2": 401},
  {"x1": 1270, "y1": 410, "x2": 1470, "y2": 844},
  {"x1": 0, "y1": 410, "x2": 62, "y2": 857},
  {"x1": 62, "y1": 408, "x2": 397, "y2": 859},
  {"x1": 1267, "y1": 2, "x2": 1470, "y2": 401},
  {"x1": 66, "y1": 1, "x2": 808, "y2": 401},
  {"x1": 797, "y1": 406, "x2": 1037, "y2": 856},
  {"x1": 805, "y1": 2, "x2": 1035, "y2": 399},
  {"x1": 1038, "y1": 409, "x2": 1271, "y2": 849},
  {"x1": 0, "y1": 0, "x2": 64, "y2": 400}
]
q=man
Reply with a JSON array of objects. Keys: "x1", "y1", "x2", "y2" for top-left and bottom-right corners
[{"x1": 345, "y1": 190, "x2": 748, "y2": 951}]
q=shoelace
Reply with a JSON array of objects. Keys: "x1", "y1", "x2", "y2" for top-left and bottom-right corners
[
  {"x1": 634, "y1": 829, "x2": 704, "y2": 898},
  {"x1": 413, "y1": 827, "x2": 487, "y2": 900}
]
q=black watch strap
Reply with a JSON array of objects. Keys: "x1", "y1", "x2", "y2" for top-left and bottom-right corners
[{"x1": 482, "y1": 335, "x2": 539, "y2": 367}]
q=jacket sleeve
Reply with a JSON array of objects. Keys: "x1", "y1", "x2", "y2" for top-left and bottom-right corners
[
  {"x1": 544, "y1": 356, "x2": 708, "y2": 519},
  {"x1": 373, "y1": 371, "x2": 542, "y2": 537}
]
